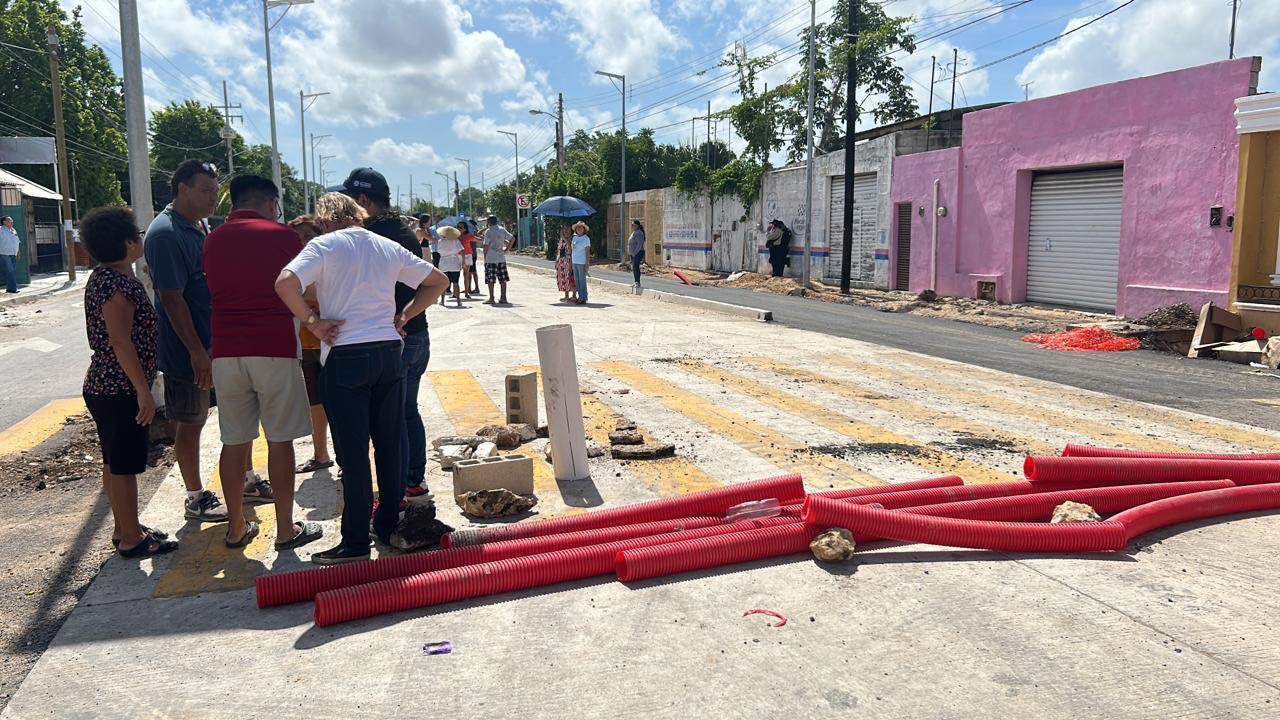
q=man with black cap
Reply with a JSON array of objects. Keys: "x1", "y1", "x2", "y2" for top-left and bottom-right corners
[{"x1": 339, "y1": 168, "x2": 433, "y2": 499}]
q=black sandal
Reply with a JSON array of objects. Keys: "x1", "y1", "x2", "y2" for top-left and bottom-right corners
[
  {"x1": 112, "y1": 525, "x2": 169, "y2": 548},
  {"x1": 118, "y1": 530, "x2": 179, "y2": 558},
  {"x1": 224, "y1": 520, "x2": 260, "y2": 549},
  {"x1": 275, "y1": 521, "x2": 323, "y2": 550}
]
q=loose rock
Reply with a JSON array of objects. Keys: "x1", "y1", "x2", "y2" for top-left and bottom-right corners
[
  {"x1": 586, "y1": 443, "x2": 607, "y2": 459},
  {"x1": 391, "y1": 499, "x2": 454, "y2": 551},
  {"x1": 615, "y1": 418, "x2": 638, "y2": 432},
  {"x1": 611, "y1": 443, "x2": 676, "y2": 460},
  {"x1": 608, "y1": 430, "x2": 645, "y2": 446},
  {"x1": 510, "y1": 423, "x2": 538, "y2": 443},
  {"x1": 1051, "y1": 501, "x2": 1102, "y2": 524},
  {"x1": 476, "y1": 425, "x2": 523, "y2": 449},
  {"x1": 473, "y1": 441, "x2": 499, "y2": 459},
  {"x1": 456, "y1": 488, "x2": 538, "y2": 518},
  {"x1": 432, "y1": 435, "x2": 487, "y2": 449},
  {"x1": 810, "y1": 528, "x2": 856, "y2": 562},
  {"x1": 438, "y1": 444, "x2": 472, "y2": 469}
]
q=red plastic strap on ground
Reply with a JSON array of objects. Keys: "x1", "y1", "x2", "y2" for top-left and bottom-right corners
[
  {"x1": 1021, "y1": 326, "x2": 1139, "y2": 352},
  {"x1": 845, "y1": 480, "x2": 1235, "y2": 542},
  {"x1": 313, "y1": 516, "x2": 800, "y2": 626},
  {"x1": 780, "y1": 479, "x2": 1026, "y2": 516},
  {"x1": 255, "y1": 516, "x2": 726, "y2": 608},
  {"x1": 441, "y1": 473, "x2": 805, "y2": 548},
  {"x1": 1024, "y1": 456, "x2": 1280, "y2": 485},
  {"x1": 1060, "y1": 444, "x2": 1280, "y2": 461},
  {"x1": 810, "y1": 476, "x2": 964, "y2": 500},
  {"x1": 614, "y1": 524, "x2": 818, "y2": 582},
  {"x1": 802, "y1": 495, "x2": 1128, "y2": 553},
  {"x1": 1110, "y1": 484, "x2": 1280, "y2": 541},
  {"x1": 742, "y1": 609, "x2": 788, "y2": 628}
]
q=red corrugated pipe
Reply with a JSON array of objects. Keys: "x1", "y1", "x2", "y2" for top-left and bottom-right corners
[
  {"x1": 811, "y1": 475, "x2": 964, "y2": 499},
  {"x1": 615, "y1": 524, "x2": 819, "y2": 582},
  {"x1": 1024, "y1": 456, "x2": 1280, "y2": 486},
  {"x1": 802, "y1": 495, "x2": 1128, "y2": 553},
  {"x1": 1061, "y1": 444, "x2": 1280, "y2": 461},
  {"x1": 782, "y1": 480, "x2": 1040, "y2": 515},
  {"x1": 441, "y1": 473, "x2": 805, "y2": 548},
  {"x1": 256, "y1": 516, "x2": 726, "y2": 608},
  {"x1": 1110, "y1": 483, "x2": 1280, "y2": 541},
  {"x1": 313, "y1": 516, "x2": 799, "y2": 626},
  {"x1": 845, "y1": 480, "x2": 1235, "y2": 542}
]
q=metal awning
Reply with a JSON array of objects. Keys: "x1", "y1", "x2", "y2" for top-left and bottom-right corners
[{"x1": 0, "y1": 168, "x2": 66, "y2": 201}]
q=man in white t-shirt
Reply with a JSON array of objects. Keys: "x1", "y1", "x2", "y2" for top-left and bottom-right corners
[
  {"x1": 481, "y1": 215, "x2": 514, "y2": 305},
  {"x1": 274, "y1": 192, "x2": 448, "y2": 565}
]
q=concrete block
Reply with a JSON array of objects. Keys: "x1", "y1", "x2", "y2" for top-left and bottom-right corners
[
  {"x1": 506, "y1": 372, "x2": 538, "y2": 425},
  {"x1": 452, "y1": 454, "x2": 535, "y2": 496}
]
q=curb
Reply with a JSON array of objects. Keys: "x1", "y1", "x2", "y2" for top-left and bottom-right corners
[
  {"x1": 0, "y1": 278, "x2": 82, "y2": 307},
  {"x1": 509, "y1": 260, "x2": 772, "y2": 323}
]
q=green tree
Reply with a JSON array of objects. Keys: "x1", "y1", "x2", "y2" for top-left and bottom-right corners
[
  {"x1": 149, "y1": 99, "x2": 240, "y2": 172},
  {"x1": 0, "y1": 0, "x2": 128, "y2": 213},
  {"x1": 722, "y1": 0, "x2": 918, "y2": 162}
]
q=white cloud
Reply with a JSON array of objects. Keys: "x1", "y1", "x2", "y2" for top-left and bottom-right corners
[
  {"x1": 452, "y1": 115, "x2": 550, "y2": 146},
  {"x1": 1016, "y1": 0, "x2": 1280, "y2": 99},
  {"x1": 366, "y1": 138, "x2": 443, "y2": 166},
  {"x1": 273, "y1": 0, "x2": 530, "y2": 126},
  {"x1": 556, "y1": 0, "x2": 679, "y2": 81}
]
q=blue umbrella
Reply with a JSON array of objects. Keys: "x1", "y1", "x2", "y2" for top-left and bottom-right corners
[{"x1": 532, "y1": 195, "x2": 596, "y2": 217}]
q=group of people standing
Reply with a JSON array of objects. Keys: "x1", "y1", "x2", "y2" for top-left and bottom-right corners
[
  {"x1": 79, "y1": 161, "x2": 452, "y2": 565},
  {"x1": 418, "y1": 215, "x2": 514, "y2": 307}
]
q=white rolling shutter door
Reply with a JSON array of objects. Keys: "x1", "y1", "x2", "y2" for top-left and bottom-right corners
[
  {"x1": 1027, "y1": 169, "x2": 1123, "y2": 311},
  {"x1": 825, "y1": 173, "x2": 878, "y2": 283}
]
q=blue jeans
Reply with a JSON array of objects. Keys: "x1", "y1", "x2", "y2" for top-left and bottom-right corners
[
  {"x1": 321, "y1": 340, "x2": 404, "y2": 549},
  {"x1": 0, "y1": 254, "x2": 16, "y2": 293},
  {"x1": 400, "y1": 330, "x2": 430, "y2": 492},
  {"x1": 573, "y1": 263, "x2": 588, "y2": 303},
  {"x1": 631, "y1": 251, "x2": 645, "y2": 285}
]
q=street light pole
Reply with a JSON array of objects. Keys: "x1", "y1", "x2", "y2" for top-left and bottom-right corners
[
  {"x1": 455, "y1": 158, "x2": 472, "y2": 216},
  {"x1": 46, "y1": 26, "x2": 75, "y2": 280},
  {"x1": 299, "y1": 90, "x2": 328, "y2": 214},
  {"x1": 318, "y1": 153, "x2": 335, "y2": 191},
  {"x1": 498, "y1": 130, "x2": 520, "y2": 235},
  {"x1": 595, "y1": 70, "x2": 626, "y2": 255},
  {"x1": 529, "y1": 105, "x2": 565, "y2": 172},
  {"x1": 802, "y1": 0, "x2": 816, "y2": 287},
  {"x1": 262, "y1": 0, "x2": 314, "y2": 210},
  {"x1": 117, "y1": 0, "x2": 153, "y2": 236},
  {"x1": 309, "y1": 133, "x2": 329, "y2": 210},
  {"x1": 434, "y1": 171, "x2": 453, "y2": 214}
]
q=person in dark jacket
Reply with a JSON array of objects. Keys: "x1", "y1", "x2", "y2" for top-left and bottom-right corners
[
  {"x1": 765, "y1": 219, "x2": 792, "y2": 277},
  {"x1": 627, "y1": 220, "x2": 646, "y2": 288}
]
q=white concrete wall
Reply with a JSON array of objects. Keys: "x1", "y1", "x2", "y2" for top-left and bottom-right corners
[{"x1": 659, "y1": 189, "x2": 711, "y2": 271}]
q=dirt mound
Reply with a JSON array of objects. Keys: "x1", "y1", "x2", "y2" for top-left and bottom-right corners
[
  {"x1": 1132, "y1": 303, "x2": 1197, "y2": 328},
  {"x1": 717, "y1": 272, "x2": 802, "y2": 294}
]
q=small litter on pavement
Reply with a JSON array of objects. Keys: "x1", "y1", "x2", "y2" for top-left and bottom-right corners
[
  {"x1": 422, "y1": 641, "x2": 453, "y2": 656},
  {"x1": 742, "y1": 609, "x2": 787, "y2": 628}
]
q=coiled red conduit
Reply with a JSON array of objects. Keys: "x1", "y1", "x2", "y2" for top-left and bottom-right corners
[
  {"x1": 1024, "y1": 456, "x2": 1280, "y2": 486},
  {"x1": 313, "y1": 516, "x2": 798, "y2": 626},
  {"x1": 781, "y1": 480, "x2": 1039, "y2": 515},
  {"x1": 441, "y1": 473, "x2": 805, "y2": 548},
  {"x1": 1110, "y1": 484, "x2": 1280, "y2": 541},
  {"x1": 256, "y1": 516, "x2": 726, "y2": 608},
  {"x1": 811, "y1": 475, "x2": 964, "y2": 499},
  {"x1": 844, "y1": 480, "x2": 1235, "y2": 542},
  {"x1": 802, "y1": 495, "x2": 1128, "y2": 552},
  {"x1": 1061, "y1": 444, "x2": 1280, "y2": 460},
  {"x1": 615, "y1": 524, "x2": 819, "y2": 582}
]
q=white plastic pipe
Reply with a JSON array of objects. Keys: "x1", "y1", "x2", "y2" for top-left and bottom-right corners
[
  {"x1": 536, "y1": 324, "x2": 590, "y2": 482},
  {"x1": 930, "y1": 178, "x2": 940, "y2": 291}
]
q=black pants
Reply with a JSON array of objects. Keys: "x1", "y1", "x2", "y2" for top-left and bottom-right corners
[
  {"x1": 632, "y1": 250, "x2": 645, "y2": 284},
  {"x1": 322, "y1": 340, "x2": 404, "y2": 549}
]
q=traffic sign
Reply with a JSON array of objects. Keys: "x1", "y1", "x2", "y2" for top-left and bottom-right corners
[{"x1": 516, "y1": 194, "x2": 531, "y2": 209}]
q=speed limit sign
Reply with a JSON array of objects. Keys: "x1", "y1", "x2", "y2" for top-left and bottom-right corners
[{"x1": 516, "y1": 194, "x2": 531, "y2": 209}]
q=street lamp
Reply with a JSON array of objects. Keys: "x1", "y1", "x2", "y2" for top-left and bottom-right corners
[
  {"x1": 421, "y1": 182, "x2": 433, "y2": 213},
  {"x1": 497, "y1": 130, "x2": 519, "y2": 238},
  {"x1": 455, "y1": 157, "x2": 472, "y2": 217},
  {"x1": 309, "y1": 133, "x2": 330, "y2": 212},
  {"x1": 318, "y1": 153, "x2": 336, "y2": 190},
  {"x1": 262, "y1": 0, "x2": 313, "y2": 213},
  {"x1": 299, "y1": 90, "x2": 328, "y2": 214},
  {"x1": 434, "y1": 170, "x2": 453, "y2": 214},
  {"x1": 595, "y1": 70, "x2": 626, "y2": 255},
  {"x1": 529, "y1": 105, "x2": 564, "y2": 171},
  {"x1": 802, "y1": 0, "x2": 816, "y2": 287}
]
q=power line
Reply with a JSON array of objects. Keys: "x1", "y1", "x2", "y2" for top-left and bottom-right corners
[{"x1": 957, "y1": 0, "x2": 1141, "y2": 78}]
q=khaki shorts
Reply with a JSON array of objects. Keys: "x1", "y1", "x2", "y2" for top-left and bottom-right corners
[{"x1": 212, "y1": 356, "x2": 311, "y2": 445}]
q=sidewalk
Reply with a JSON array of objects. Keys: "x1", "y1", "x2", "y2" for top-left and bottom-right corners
[{"x1": 0, "y1": 271, "x2": 86, "y2": 307}]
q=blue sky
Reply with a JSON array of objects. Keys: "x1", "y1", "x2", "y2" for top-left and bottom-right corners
[{"x1": 63, "y1": 0, "x2": 1280, "y2": 209}]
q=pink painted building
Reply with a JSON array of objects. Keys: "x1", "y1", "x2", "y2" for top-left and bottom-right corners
[{"x1": 890, "y1": 58, "x2": 1262, "y2": 317}]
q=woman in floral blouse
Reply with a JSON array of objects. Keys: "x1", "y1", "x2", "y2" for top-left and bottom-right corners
[{"x1": 81, "y1": 207, "x2": 177, "y2": 558}]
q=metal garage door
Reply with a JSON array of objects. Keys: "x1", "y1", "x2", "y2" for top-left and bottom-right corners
[
  {"x1": 1027, "y1": 168, "x2": 1123, "y2": 310},
  {"x1": 826, "y1": 173, "x2": 877, "y2": 284}
]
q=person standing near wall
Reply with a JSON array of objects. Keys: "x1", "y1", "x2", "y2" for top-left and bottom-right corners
[
  {"x1": 765, "y1": 219, "x2": 792, "y2": 278},
  {"x1": 627, "y1": 219, "x2": 646, "y2": 289},
  {"x1": 0, "y1": 216, "x2": 20, "y2": 293}
]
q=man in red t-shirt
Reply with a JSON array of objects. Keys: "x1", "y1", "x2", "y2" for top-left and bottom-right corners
[{"x1": 204, "y1": 175, "x2": 322, "y2": 551}]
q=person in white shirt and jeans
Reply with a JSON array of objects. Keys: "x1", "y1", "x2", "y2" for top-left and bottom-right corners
[
  {"x1": 0, "y1": 216, "x2": 20, "y2": 294},
  {"x1": 274, "y1": 192, "x2": 448, "y2": 564}
]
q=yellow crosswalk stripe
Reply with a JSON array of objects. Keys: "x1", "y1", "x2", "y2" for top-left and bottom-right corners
[
  {"x1": 427, "y1": 369, "x2": 562, "y2": 504},
  {"x1": 741, "y1": 357, "x2": 1061, "y2": 458},
  {"x1": 153, "y1": 438, "x2": 272, "y2": 598},
  {"x1": 0, "y1": 398, "x2": 86, "y2": 457},
  {"x1": 675, "y1": 359, "x2": 1018, "y2": 485},
  {"x1": 580, "y1": 393, "x2": 723, "y2": 496},
  {"x1": 822, "y1": 354, "x2": 1197, "y2": 454},
  {"x1": 888, "y1": 353, "x2": 1280, "y2": 451},
  {"x1": 595, "y1": 360, "x2": 882, "y2": 488}
]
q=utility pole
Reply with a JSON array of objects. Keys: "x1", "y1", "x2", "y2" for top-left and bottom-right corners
[
  {"x1": 299, "y1": 90, "x2": 328, "y2": 216},
  {"x1": 925, "y1": 56, "x2": 936, "y2": 152},
  {"x1": 455, "y1": 158, "x2": 472, "y2": 216},
  {"x1": 802, "y1": 0, "x2": 817, "y2": 286},
  {"x1": 46, "y1": 26, "x2": 75, "y2": 281},
  {"x1": 1229, "y1": 0, "x2": 1239, "y2": 59},
  {"x1": 706, "y1": 100, "x2": 712, "y2": 166},
  {"x1": 70, "y1": 156, "x2": 79, "y2": 220},
  {"x1": 118, "y1": 0, "x2": 153, "y2": 293},
  {"x1": 949, "y1": 48, "x2": 958, "y2": 114},
  {"x1": 840, "y1": 0, "x2": 858, "y2": 294},
  {"x1": 453, "y1": 172, "x2": 461, "y2": 215},
  {"x1": 409, "y1": 173, "x2": 414, "y2": 211},
  {"x1": 1022, "y1": 81, "x2": 1034, "y2": 101},
  {"x1": 556, "y1": 92, "x2": 566, "y2": 171},
  {"x1": 219, "y1": 81, "x2": 243, "y2": 175},
  {"x1": 309, "y1": 133, "x2": 329, "y2": 210}
]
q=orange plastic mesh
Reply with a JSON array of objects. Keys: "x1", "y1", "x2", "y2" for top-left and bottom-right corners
[{"x1": 1021, "y1": 325, "x2": 1140, "y2": 352}]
